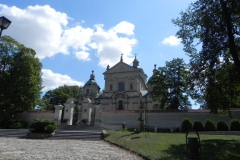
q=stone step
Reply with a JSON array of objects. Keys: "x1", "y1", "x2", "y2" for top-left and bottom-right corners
[
  {"x1": 50, "y1": 136, "x2": 102, "y2": 140},
  {"x1": 52, "y1": 129, "x2": 103, "y2": 140},
  {"x1": 0, "y1": 129, "x2": 29, "y2": 137},
  {"x1": 55, "y1": 131, "x2": 102, "y2": 135},
  {"x1": 0, "y1": 126, "x2": 104, "y2": 140},
  {"x1": 57, "y1": 125, "x2": 102, "y2": 130}
]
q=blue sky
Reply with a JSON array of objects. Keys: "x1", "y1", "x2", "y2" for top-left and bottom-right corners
[{"x1": 1, "y1": 1, "x2": 199, "y2": 108}]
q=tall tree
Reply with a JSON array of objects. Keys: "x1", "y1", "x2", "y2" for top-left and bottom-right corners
[
  {"x1": 173, "y1": 0, "x2": 240, "y2": 73},
  {"x1": 172, "y1": 0, "x2": 240, "y2": 113},
  {"x1": 41, "y1": 85, "x2": 83, "y2": 110},
  {"x1": 0, "y1": 36, "x2": 42, "y2": 117},
  {"x1": 150, "y1": 58, "x2": 191, "y2": 110}
]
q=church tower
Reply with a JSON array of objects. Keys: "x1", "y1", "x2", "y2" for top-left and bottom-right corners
[{"x1": 83, "y1": 70, "x2": 100, "y2": 102}]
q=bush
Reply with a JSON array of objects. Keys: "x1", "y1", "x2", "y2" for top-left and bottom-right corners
[
  {"x1": 181, "y1": 118, "x2": 192, "y2": 132},
  {"x1": 204, "y1": 119, "x2": 216, "y2": 131},
  {"x1": 0, "y1": 119, "x2": 29, "y2": 129},
  {"x1": 45, "y1": 125, "x2": 56, "y2": 133},
  {"x1": 230, "y1": 119, "x2": 240, "y2": 131},
  {"x1": 29, "y1": 119, "x2": 57, "y2": 133},
  {"x1": 193, "y1": 121, "x2": 204, "y2": 131},
  {"x1": 217, "y1": 121, "x2": 229, "y2": 131}
]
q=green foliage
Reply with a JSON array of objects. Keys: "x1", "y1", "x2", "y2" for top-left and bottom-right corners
[
  {"x1": 204, "y1": 119, "x2": 216, "y2": 131},
  {"x1": 0, "y1": 36, "x2": 42, "y2": 117},
  {"x1": 150, "y1": 58, "x2": 191, "y2": 110},
  {"x1": 45, "y1": 125, "x2": 56, "y2": 133},
  {"x1": 181, "y1": 118, "x2": 192, "y2": 132},
  {"x1": 217, "y1": 121, "x2": 229, "y2": 131},
  {"x1": 29, "y1": 119, "x2": 57, "y2": 133},
  {"x1": 230, "y1": 119, "x2": 240, "y2": 131},
  {"x1": 0, "y1": 119, "x2": 29, "y2": 129},
  {"x1": 40, "y1": 85, "x2": 83, "y2": 110},
  {"x1": 193, "y1": 121, "x2": 204, "y2": 131},
  {"x1": 172, "y1": 0, "x2": 240, "y2": 113}
]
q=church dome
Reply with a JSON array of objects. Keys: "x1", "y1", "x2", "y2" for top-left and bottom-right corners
[
  {"x1": 132, "y1": 55, "x2": 145, "y2": 74},
  {"x1": 84, "y1": 70, "x2": 99, "y2": 87},
  {"x1": 136, "y1": 66, "x2": 145, "y2": 74},
  {"x1": 84, "y1": 79, "x2": 98, "y2": 86}
]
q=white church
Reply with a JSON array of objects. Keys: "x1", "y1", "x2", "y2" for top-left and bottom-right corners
[
  {"x1": 16, "y1": 56, "x2": 240, "y2": 130},
  {"x1": 82, "y1": 55, "x2": 160, "y2": 111}
]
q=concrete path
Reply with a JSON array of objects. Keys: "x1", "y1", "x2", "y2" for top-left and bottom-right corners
[{"x1": 0, "y1": 137, "x2": 142, "y2": 160}]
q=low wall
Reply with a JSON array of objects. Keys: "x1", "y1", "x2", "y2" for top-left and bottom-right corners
[
  {"x1": 4, "y1": 109, "x2": 240, "y2": 131},
  {"x1": 15, "y1": 110, "x2": 55, "y2": 123},
  {"x1": 100, "y1": 110, "x2": 240, "y2": 130}
]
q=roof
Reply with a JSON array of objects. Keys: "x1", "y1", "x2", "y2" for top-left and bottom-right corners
[{"x1": 84, "y1": 79, "x2": 98, "y2": 87}]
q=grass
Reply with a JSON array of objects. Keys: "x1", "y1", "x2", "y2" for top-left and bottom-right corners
[{"x1": 104, "y1": 129, "x2": 240, "y2": 160}]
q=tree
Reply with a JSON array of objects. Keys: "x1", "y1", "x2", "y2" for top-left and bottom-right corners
[
  {"x1": 201, "y1": 63, "x2": 240, "y2": 114},
  {"x1": 172, "y1": 0, "x2": 240, "y2": 113},
  {"x1": 150, "y1": 58, "x2": 191, "y2": 110},
  {"x1": 173, "y1": 0, "x2": 240, "y2": 73},
  {"x1": 0, "y1": 36, "x2": 42, "y2": 117},
  {"x1": 41, "y1": 85, "x2": 83, "y2": 110}
]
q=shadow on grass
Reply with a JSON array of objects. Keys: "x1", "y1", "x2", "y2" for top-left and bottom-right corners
[{"x1": 160, "y1": 139, "x2": 240, "y2": 160}]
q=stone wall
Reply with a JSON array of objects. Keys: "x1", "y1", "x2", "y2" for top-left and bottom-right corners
[
  {"x1": 14, "y1": 110, "x2": 55, "y2": 123},
  {"x1": 3, "y1": 109, "x2": 240, "y2": 132},
  {"x1": 100, "y1": 110, "x2": 240, "y2": 130}
]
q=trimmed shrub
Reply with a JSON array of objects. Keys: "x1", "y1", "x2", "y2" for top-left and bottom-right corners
[
  {"x1": 204, "y1": 119, "x2": 216, "y2": 131},
  {"x1": 217, "y1": 121, "x2": 229, "y2": 131},
  {"x1": 193, "y1": 121, "x2": 204, "y2": 131},
  {"x1": 29, "y1": 119, "x2": 57, "y2": 133},
  {"x1": 45, "y1": 125, "x2": 56, "y2": 133},
  {"x1": 181, "y1": 118, "x2": 192, "y2": 132},
  {"x1": 230, "y1": 119, "x2": 240, "y2": 131}
]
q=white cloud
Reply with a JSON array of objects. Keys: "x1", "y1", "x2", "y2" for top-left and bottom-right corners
[
  {"x1": 41, "y1": 69, "x2": 84, "y2": 92},
  {"x1": 0, "y1": 4, "x2": 69, "y2": 59},
  {"x1": 75, "y1": 51, "x2": 90, "y2": 61},
  {"x1": 0, "y1": 4, "x2": 138, "y2": 67},
  {"x1": 112, "y1": 21, "x2": 134, "y2": 35},
  {"x1": 162, "y1": 35, "x2": 181, "y2": 46},
  {"x1": 89, "y1": 23, "x2": 137, "y2": 67}
]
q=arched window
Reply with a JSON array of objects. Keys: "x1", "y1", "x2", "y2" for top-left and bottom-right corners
[
  {"x1": 118, "y1": 100, "x2": 124, "y2": 110},
  {"x1": 110, "y1": 84, "x2": 113, "y2": 91}
]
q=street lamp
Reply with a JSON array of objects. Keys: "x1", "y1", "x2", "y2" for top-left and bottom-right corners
[{"x1": 0, "y1": 16, "x2": 11, "y2": 37}]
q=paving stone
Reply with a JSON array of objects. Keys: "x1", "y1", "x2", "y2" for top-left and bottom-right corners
[{"x1": 0, "y1": 137, "x2": 142, "y2": 160}]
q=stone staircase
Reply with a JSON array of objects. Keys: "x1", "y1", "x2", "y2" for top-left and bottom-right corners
[
  {"x1": 0, "y1": 129, "x2": 29, "y2": 138},
  {"x1": 50, "y1": 125, "x2": 103, "y2": 140},
  {"x1": 0, "y1": 125, "x2": 104, "y2": 140}
]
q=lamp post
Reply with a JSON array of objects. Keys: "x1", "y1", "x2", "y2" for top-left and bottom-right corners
[{"x1": 0, "y1": 16, "x2": 11, "y2": 37}]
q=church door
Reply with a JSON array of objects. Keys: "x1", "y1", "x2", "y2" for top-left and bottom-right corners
[{"x1": 118, "y1": 100, "x2": 124, "y2": 110}]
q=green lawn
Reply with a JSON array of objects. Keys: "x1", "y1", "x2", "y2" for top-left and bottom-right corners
[{"x1": 104, "y1": 129, "x2": 240, "y2": 160}]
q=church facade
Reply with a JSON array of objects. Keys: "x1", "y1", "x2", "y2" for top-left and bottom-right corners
[{"x1": 82, "y1": 55, "x2": 160, "y2": 111}]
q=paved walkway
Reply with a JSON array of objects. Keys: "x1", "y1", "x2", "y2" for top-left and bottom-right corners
[{"x1": 0, "y1": 137, "x2": 142, "y2": 160}]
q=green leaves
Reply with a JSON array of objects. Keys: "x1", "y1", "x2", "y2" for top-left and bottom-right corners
[
  {"x1": 150, "y1": 58, "x2": 191, "y2": 110},
  {"x1": 0, "y1": 36, "x2": 42, "y2": 117},
  {"x1": 40, "y1": 85, "x2": 83, "y2": 110},
  {"x1": 173, "y1": 0, "x2": 240, "y2": 113}
]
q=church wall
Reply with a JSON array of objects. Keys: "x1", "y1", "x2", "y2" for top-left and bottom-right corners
[
  {"x1": 15, "y1": 111, "x2": 55, "y2": 123},
  {"x1": 100, "y1": 110, "x2": 240, "y2": 130}
]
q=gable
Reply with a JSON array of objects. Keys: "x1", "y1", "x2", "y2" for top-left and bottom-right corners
[{"x1": 103, "y1": 62, "x2": 136, "y2": 75}]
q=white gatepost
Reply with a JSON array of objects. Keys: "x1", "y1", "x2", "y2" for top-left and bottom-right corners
[
  {"x1": 63, "y1": 98, "x2": 75, "y2": 125},
  {"x1": 80, "y1": 97, "x2": 93, "y2": 125},
  {"x1": 54, "y1": 104, "x2": 63, "y2": 125}
]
